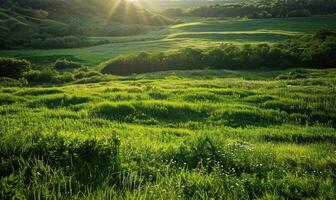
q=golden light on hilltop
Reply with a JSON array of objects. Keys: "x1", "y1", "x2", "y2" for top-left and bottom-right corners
[
  {"x1": 105, "y1": 0, "x2": 123, "y2": 20},
  {"x1": 100, "y1": 0, "x2": 166, "y2": 29}
]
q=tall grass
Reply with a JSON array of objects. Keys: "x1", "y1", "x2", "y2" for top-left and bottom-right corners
[{"x1": 1, "y1": 68, "x2": 335, "y2": 199}]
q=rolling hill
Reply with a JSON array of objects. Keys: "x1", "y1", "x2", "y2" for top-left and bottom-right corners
[{"x1": 0, "y1": 0, "x2": 174, "y2": 49}]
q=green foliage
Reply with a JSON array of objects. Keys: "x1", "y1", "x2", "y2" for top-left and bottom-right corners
[
  {"x1": 177, "y1": 0, "x2": 335, "y2": 19},
  {"x1": 102, "y1": 30, "x2": 336, "y2": 75},
  {"x1": 0, "y1": 77, "x2": 28, "y2": 87},
  {"x1": 2, "y1": 16, "x2": 336, "y2": 67},
  {"x1": 54, "y1": 72, "x2": 76, "y2": 83},
  {"x1": 0, "y1": 3, "x2": 336, "y2": 197},
  {"x1": 24, "y1": 68, "x2": 59, "y2": 83},
  {"x1": 0, "y1": 57, "x2": 31, "y2": 79},
  {"x1": 54, "y1": 59, "x2": 82, "y2": 69}
]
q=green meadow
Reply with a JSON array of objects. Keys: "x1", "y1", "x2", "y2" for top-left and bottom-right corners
[
  {"x1": 1, "y1": 0, "x2": 336, "y2": 197},
  {"x1": 1, "y1": 16, "x2": 336, "y2": 67},
  {"x1": 1, "y1": 68, "x2": 336, "y2": 199}
]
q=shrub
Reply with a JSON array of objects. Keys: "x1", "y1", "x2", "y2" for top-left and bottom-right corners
[
  {"x1": 74, "y1": 71, "x2": 102, "y2": 79},
  {"x1": 54, "y1": 72, "x2": 76, "y2": 83},
  {"x1": 0, "y1": 58, "x2": 31, "y2": 79},
  {"x1": 24, "y1": 68, "x2": 59, "y2": 83},
  {"x1": 0, "y1": 77, "x2": 28, "y2": 87},
  {"x1": 54, "y1": 59, "x2": 81, "y2": 69}
]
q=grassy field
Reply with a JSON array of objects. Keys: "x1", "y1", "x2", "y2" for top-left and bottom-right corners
[
  {"x1": 1, "y1": 11, "x2": 336, "y2": 198},
  {"x1": 1, "y1": 16, "x2": 336, "y2": 67},
  {"x1": 1, "y1": 68, "x2": 336, "y2": 199}
]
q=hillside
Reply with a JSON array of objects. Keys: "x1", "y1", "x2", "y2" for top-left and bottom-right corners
[
  {"x1": 0, "y1": 0, "x2": 174, "y2": 49},
  {"x1": 1, "y1": 15, "x2": 335, "y2": 67},
  {"x1": 1, "y1": 68, "x2": 336, "y2": 199},
  {"x1": 0, "y1": 1, "x2": 336, "y2": 199}
]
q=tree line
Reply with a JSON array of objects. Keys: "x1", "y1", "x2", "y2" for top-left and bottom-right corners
[
  {"x1": 162, "y1": 0, "x2": 336, "y2": 18},
  {"x1": 101, "y1": 29, "x2": 336, "y2": 75},
  {"x1": 2, "y1": 30, "x2": 335, "y2": 82}
]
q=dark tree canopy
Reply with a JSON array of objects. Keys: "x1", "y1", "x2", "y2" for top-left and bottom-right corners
[
  {"x1": 162, "y1": 0, "x2": 336, "y2": 18},
  {"x1": 0, "y1": 58, "x2": 31, "y2": 79}
]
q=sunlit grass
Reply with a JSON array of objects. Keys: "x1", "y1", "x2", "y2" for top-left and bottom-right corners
[{"x1": 1, "y1": 68, "x2": 335, "y2": 198}]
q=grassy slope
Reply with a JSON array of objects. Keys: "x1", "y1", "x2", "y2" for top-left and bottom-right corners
[
  {"x1": 0, "y1": 0, "x2": 173, "y2": 49},
  {"x1": 1, "y1": 16, "x2": 336, "y2": 67},
  {"x1": 1, "y1": 68, "x2": 335, "y2": 198}
]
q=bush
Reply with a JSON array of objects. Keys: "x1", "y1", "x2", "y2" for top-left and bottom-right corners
[
  {"x1": 0, "y1": 58, "x2": 31, "y2": 79},
  {"x1": 0, "y1": 77, "x2": 28, "y2": 87},
  {"x1": 54, "y1": 72, "x2": 76, "y2": 83},
  {"x1": 54, "y1": 59, "x2": 81, "y2": 69},
  {"x1": 24, "y1": 68, "x2": 59, "y2": 83},
  {"x1": 74, "y1": 70, "x2": 102, "y2": 79}
]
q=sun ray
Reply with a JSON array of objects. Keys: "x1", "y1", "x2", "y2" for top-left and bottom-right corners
[
  {"x1": 134, "y1": 3, "x2": 150, "y2": 26},
  {"x1": 99, "y1": 0, "x2": 123, "y2": 33}
]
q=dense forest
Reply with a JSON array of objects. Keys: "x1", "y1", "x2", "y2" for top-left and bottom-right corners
[
  {"x1": 162, "y1": 0, "x2": 336, "y2": 18},
  {"x1": 101, "y1": 29, "x2": 336, "y2": 75}
]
